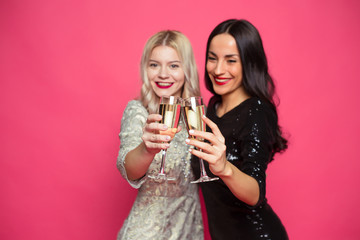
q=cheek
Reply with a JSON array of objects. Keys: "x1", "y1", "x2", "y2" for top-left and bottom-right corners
[
  {"x1": 206, "y1": 62, "x2": 213, "y2": 72},
  {"x1": 172, "y1": 70, "x2": 185, "y2": 82},
  {"x1": 234, "y1": 65, "x2": 243, "y2": 78},
  {"x1": 206, "y1": 62, "x2": 217, "y2": 78},
  {"x1": 228, "y1": 66, "x2": 241, "y2": 79},
  {"x1": 147, "y1": 69, "x2": 157, "y2": 80}
]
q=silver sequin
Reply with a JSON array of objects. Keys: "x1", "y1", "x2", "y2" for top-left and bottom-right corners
[{"x1": 116, "y1": 100, "x2": 203, "y2": 240}]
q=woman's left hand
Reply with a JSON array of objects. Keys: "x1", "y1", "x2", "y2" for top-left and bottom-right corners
[{"x1": 186, "y1": 115, "x2": 230, "y2": 177}]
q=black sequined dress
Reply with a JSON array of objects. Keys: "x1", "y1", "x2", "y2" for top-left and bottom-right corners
[{"x1": 191, "y1": 96, "x2": 288, "y2": 240}]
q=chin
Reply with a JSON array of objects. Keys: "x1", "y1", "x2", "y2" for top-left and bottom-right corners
[
  {"x1": 213, "y1": 87, "x2": 229, "y2": 96},
  {"x1": 154, "y1": 89, "x2": 180, "y2": 98}
]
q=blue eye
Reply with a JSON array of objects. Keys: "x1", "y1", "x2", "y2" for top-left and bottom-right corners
[
  {"x1": 170, "y1": 64, "x2": 179, "y2": 68},
  {"x1": 149, "y1": 63, "x2": 158, "y2": 67}
]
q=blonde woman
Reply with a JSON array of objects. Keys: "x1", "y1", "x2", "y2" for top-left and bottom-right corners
[{"x1": 116, "y1": 30, "x2": 203, "y2": 240}]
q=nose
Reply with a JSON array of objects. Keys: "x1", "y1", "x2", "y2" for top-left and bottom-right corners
[
  {"x1": 214, "y1": 60, "x2": 225, "y2": 75},
  {"x1": 158, "y1": 66, "x2": 169, "y2": 79}
]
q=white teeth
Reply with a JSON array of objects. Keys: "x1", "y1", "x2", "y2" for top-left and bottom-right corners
[
  {"x1": 157, "y1": 82, "x2": 173, "y2": 86},
  {"x1": 215, "y1": 78, "x2": 229, "y2": 83}
]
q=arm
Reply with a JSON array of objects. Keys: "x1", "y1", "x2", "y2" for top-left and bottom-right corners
[
  {"x1": 124, "y1": 114, "x2": 171, "y2": 180},
  {"x1": 117, "y1": 101, "x2": 172, "y2": 186},
  {"x1": 214, "y1": 160, "x2": 260, "y2": 206},
  {"x1": 187, "y1": 115, "x2": 260, "y2": 206}
]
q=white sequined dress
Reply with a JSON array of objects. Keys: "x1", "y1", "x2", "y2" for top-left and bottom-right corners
[{"x1": 116, "y1": 100, "x2": 204, "y2": 240}]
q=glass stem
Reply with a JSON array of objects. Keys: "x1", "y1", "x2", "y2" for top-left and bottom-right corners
[
  {"x1": 199, "y1": 149, "x2": 208, "y2": 177},
  {"x1": 159, "y1": 149, "x2": 166, "y2": 175}
]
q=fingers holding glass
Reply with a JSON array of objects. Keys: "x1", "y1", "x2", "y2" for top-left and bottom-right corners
[
  {"x1": 187, "y1": 126, "x2": 228, "y2": 178},
  {"x1": 141, "y1": 115, "x2": 171, "y2": 154},
  {"x1": 183, "y1": 96, "x2": 219, "y2": 183},
  {"x1": 148, "y1": 96, "x2": 181, "y2": 182}
]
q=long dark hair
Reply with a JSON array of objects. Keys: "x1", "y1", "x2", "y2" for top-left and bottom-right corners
[{"x1": 205, "y1": 19, "x2": 287, "y2": 154}]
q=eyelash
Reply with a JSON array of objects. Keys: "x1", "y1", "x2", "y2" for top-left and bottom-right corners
[
  {"x1": 208, "y1": 56, "x2": 216, "y2": 61},
  {"x1": 149, "y1": 63, "x2": 180, "y2": 69},
  {"x1": 207, "y1": 57, "x2": 237, "y2": 63}
]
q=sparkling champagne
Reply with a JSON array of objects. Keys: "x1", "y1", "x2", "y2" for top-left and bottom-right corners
[
  {"x1": 183, "y1": 96, "x2": 219, "y2": 183},
  {"x1": 158, "y1": 103, "x2": 181, "y2": 140},
  {"x1": 183, "y1": 105, "x2": 206, "y2": 140},
  {"x1": 148, "y1": 96, "x2": 181, "y2": 181}
]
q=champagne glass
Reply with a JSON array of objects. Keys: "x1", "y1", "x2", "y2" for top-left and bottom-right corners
[
  {"x1": 148, "y1": 95, "x2": 181, "y2": 181},
  {"x1": 183, "y1": 96, "x2": 219, "y2": 183}
]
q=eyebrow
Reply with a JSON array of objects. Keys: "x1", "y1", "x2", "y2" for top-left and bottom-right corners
[
  {"x1": 208, "y1": 51, "x2": 239, "y2": 58},
  {"x1": 149, "y1": 59, "x2": 181, "y2": 63}
]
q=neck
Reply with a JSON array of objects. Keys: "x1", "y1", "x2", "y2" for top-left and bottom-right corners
[{"x1": 217, "y1": 86, "x2": 250, "y2": 117}]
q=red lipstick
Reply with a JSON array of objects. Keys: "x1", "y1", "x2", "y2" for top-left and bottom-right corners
[
  {"x1": 156, "y1": 82, "x2": 174, "y2": 89},
  {"x1": 214, "y1": 77, "x2": 231, "y2": 85}
]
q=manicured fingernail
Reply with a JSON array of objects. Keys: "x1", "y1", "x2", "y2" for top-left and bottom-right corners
[
  {"x1": 202, "y1": 115, "x2": 206, "y2": 118},
  {"x1": 189, "y1": 130, "x2": 194, "y2": 134},
  {"x1": 189, "y1": 148, "x2": 192, "y2": 152},
  {"x1": 185, "y1": 139, "x2": 190, "y2": 144},
  {"x1": 162, "y1": 125, "x2": 168, "y2": 130},
  {"x1": 166, "y1": 136, "x2": 171, "y2": 140}
]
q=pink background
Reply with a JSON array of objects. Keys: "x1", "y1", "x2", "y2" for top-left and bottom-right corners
[{"x1": 1, "y1": 0, "x2": 360, "y2": 239}]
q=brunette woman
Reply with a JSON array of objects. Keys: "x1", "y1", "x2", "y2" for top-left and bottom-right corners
[{"x1": 187, "y1": 19, "x2": 288, "y2": 239}]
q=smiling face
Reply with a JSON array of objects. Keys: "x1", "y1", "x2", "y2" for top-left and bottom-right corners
[
  {"x1": 206, "y1": 33, "x2": 247, "y2": 98},
  {"x1": 147, "y1": 46, "x2": 185, "y2": 98}
]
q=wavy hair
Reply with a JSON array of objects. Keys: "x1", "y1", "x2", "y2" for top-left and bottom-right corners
[
  {"x1": 205, "y1": 19, "x2": 288, "y2": 154},
  {"x1": 140, "y1": 30, "x2": 200, "y2": 113}
]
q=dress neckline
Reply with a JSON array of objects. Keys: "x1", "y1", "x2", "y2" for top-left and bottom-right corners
[{"x1": 212, "y1": 97, "x2": 253, "y2": 119}]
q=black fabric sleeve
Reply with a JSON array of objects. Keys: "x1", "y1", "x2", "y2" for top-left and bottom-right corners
[{"x1": 239, "y1": 100, "x2": 276, "y2": 207}]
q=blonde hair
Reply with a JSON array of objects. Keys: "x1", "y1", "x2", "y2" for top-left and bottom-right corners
[{"x1": 140, "y1": 30, "x2": 200, "y2": 113}]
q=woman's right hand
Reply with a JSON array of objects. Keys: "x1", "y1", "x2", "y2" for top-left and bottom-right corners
[
  {"x1": 124, "y1": 113, "x2": 177, "y2": 181},
  {"x1": 141, "y1": 114, "x2": 172, "y2": 155}
]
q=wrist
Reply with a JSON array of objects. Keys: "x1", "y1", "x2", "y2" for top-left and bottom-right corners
[
  {"x1": 140, "y1": 142, "x2": 157, "y2": 158},
  {"x1": 219, "y1": 161, "x2": 233, "y2": 178}
]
